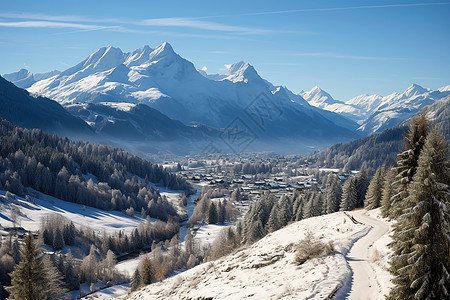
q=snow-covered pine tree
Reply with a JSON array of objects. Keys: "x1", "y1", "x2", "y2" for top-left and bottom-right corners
[
  {"x1": 364, "y1": 166, "x2": 385, "y2": 209},
  {"x1": 140, "y1": 256, "x2": 154, "y2": 285},
  {"x1": 390, "y1": 113, "x2": 428, "y2": 218},
  {"x1": 6, "y1": 234, "x2": 48, "y2": 300},
  {"x1": 340, "y1": 176, "x2": 358, "y2": 211},
  {"x1": 52, "y1": 227, "x2": 65, "y2": 250},
  {"x1": 265, "y1": 203, "x2": 281, "y2": 233},
  {"x1": 381, "y1": 168, "x2": 396, "y2": 218},
  {"x1": 131, "y1": 268, "x2": 142, "y2": 291},
  {"x1": 302, "y1": 192, "x2": 315, "y2": 219},
  {"x1": 206, "y1": 202, "x2": 218, "y2": 224},
  {"x1": 42, "y1": 255, "x2": 68, "y2": 299},
  {"x1": 325, "y1": 173, "x2": 342, "y2": 214},
  {"x1": 388, "y1": 127, "x2": 450, "y2": 300},
  {"x1": 355, "y1": 168, "x2": 370, "y2": 208},
  {"x1": 277, "y1": 196, "x2": 293, "y2": 228},
  {"x1": 311, "y1": 192, "x2": 324, "y2": 216}
]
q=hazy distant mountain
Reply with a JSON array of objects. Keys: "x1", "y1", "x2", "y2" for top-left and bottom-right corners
[
  {"x1": 302, "y1": 84, "x2": 449, "y2": 135},
  {"x1": 66, "y1": 102, "x2": 218, "y2": 154},
  {"x1": 0, "y1": 75, "x2": 93, "y2": 139},
  {"x1": 310, "y1": 95, "x2": 450, "y2": 171},
  {"x1": 356, "y1": 84, "x2": 449, "y2": 134},
  {"x1": 10, "y1": 42, "x2": 359, "y2": 153},
  {"x1": 3, "y1": 69, "x2": 60, "y2": 89},
  {"x1": 300, "y1": 86, "x2": 365, "y2": 123}
]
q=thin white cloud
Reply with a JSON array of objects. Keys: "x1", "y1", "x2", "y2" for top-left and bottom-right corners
[
  {"x1": 198, "y1": 2, "x2": 450, "y2": 19},
  {"x1": 201, "y1": 66, "x2": 208, "y2": 72},
  {"x1": 138, "y1": 18, "x2": 272, "y2": 34},
  {"x1": 0, "y1": 20, "x2": 117, "y2": 30},
  {"x1": 224, "y1": 64, "x2": 232, "y2": 69}
]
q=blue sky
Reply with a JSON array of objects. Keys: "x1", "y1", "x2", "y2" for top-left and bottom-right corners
[{"x1": 0, "y1": 0, "x2": 449, "y2": 100}]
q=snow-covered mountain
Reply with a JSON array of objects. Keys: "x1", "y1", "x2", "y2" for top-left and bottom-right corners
[
  {"x1": 301, "y1": 86, "x2": 366, "y2": 123},
  {"x1": 10, "y1": 42, "x2": 359, "y2": 152},
  {"x1": 3, "y1": 68, "x2": 60, "y2": 89},
  {"x1": 302, "y1": 84, "x2": 450, "y2": 135},
  {"x1": 356, "y1": 84, "x2": 449, "y2": 134},
  {"x1": 0, "y1": 75, "x2": 93, "y2": 139}
]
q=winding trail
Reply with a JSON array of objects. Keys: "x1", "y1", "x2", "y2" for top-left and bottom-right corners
[{"x1": 345, "y1": 210, "x2": 390, "y2": 300}]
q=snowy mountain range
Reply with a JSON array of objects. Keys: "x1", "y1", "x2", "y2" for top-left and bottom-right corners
[
  {"x1": 3, "y1": 42, "x2": 360, "y2": 153},
  {"x1": 3, "y1": 42, "x2": 449, "y2": 153},
  {"x1": 301, "y1": 83, "x2": 450, "y2": 134}
]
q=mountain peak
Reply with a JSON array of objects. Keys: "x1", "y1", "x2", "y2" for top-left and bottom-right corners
[
  {"x1": 404, "y1": 83, "x2": 429, "y2": 97},
  {"x1": 226, "y1": 61, "x2": 248, "y2": 75},
  {"x1": 125, "y1": 45, "x2": 154, "y2": 67},
  {"x1": 224, "y1": 61, "x2": 262, "y2": 84},
  {"x1": 151, "y1": 42, "x2": 176, "y2": 58},
  {"x1": 3, "y1": 68, "x2": 32, "y2": 82}
]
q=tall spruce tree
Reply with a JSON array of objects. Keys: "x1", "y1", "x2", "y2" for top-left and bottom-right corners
[
  {"x1": 381, "y1": 168, "x2": 396, "y2": 218},
  {"x1": 355, "y1": 168, "x2": 370, "y2": 208},
  {"x1": 140, "y1": 256, "x2": 154, "y2": 285},
  {"x1": 325, "y1": 174, "x2": 342, "y2": 214},
  {"x1": 7, "y1": 234, "x2": 48, "y2": 300},
  {"x1": 130, "y1": 268, "x2": 142, "y2": 291},
  {"x1": 390, "y1": 113, "x2": 428, "y2": 218},
  {"x1": 340, "y1": 176, "x2": 358, "y2": 211},
  {"x1": 388, "y1": 127, "x2": 450, "y2": 300},
  {"x1": 364, "y1": 166, "x2": 385, "y2": 209}
]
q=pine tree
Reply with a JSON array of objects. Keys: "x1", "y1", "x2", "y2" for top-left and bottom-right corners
[
  {"x1": 52, "y1": 227, "x2": 65, "y2": 250},
  {"x1": 325, "y1": 174, "x2": 342, "y2": 214},
  {"x1": 140, "y1": 256, "x2": 154, "y2": 285},
  {"x1": 206, "y1": 203, "x2": 218, "y2": 224},
  {"x1": 42, "y1": 255, "x2": 68, "y2": 299},
  {"x1": 388, "y1": 127, "x2": 450, "y2": 300},
  {"x1": 355, "y1": 168, "x2": 370, "y2": 208},
  {"x1": 63, "y1": 251, "x2": 80, "y2": 291},
  {"x1": 6, "y1": 234, "x2": 48, "y2": 300},
  {"x1": 364, "y1": 166, "x2": 385, "y2": 209},
  {"x1": 381, "y1": 168, "x2": 396, "y2": 218},
  {"x1": 390, "y1": 113, "x2": 428, "y2": 218},
  {"x1": 277, "y1": 196, "x2": 293, "y2": 228},
  {"x1": 131, "y1": 268, "x2": 142, "y2": 291},
  {"x1": 340, "y1": 176, "x2": 358, "y2": 211},
  {"x1": 265, "y1": 203, "x2": 280, "y2": 233}
]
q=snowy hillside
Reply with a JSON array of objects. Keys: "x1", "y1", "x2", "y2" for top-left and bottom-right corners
[
  {"x1": 19, "y1": 42, "x2": 358, "y2": 150},
  {"x1": 0, "y1": 190, "x2": 144, "y2": 235},
  {"x1": 124, "y1": 209, "x2": 393, "y2": 300}
]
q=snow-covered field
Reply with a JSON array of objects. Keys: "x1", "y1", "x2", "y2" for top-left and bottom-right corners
[
  {"x1": 0, "y1": 190, "x2": 145, "y2": 235},
  {"x1": 123, "y1": 210, "x2": 393, "y2": 300}
]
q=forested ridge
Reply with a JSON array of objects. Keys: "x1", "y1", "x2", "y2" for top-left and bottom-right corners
[{"x1": 0, "y1": 118, "x2": 191, "y2": 219}]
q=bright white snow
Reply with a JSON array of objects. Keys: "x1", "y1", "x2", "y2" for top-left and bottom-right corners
[{"x1": 122, "y1": 209, "x2": 393, "y2": 300}]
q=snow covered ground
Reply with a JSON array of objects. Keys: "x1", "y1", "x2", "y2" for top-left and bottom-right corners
[
  {"x1": 0, "y1": 190, "x2": 145, "y2": 235},
  {"x1": 122, "y1": 209, "x2": 393, "y2": 300},
  {"x1": 334, "y1": 209, "x2": 393, "y2": 299}
]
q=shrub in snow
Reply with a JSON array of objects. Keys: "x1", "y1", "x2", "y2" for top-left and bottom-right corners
[{"x1": 295, "y1": 230, "x2": 333, "y2": 265}]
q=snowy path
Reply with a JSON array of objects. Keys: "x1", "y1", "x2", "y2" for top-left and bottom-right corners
[{"x1": 345, "y1": 210, "x2": 390, "y2": 300}]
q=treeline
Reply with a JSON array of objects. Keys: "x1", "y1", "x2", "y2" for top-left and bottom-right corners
[
  {"x1": 188, "y1": 186, "x2": 237, "y2": 226},
  {"x1": 0, "y1": 118, "x2": 190, "y2": 220},
  {"x1": 0, "y1": 210, "x2": 180, "y2": 299},
  {"x1": 363, "y1": 115, "x2": 449, "y2": 299}
]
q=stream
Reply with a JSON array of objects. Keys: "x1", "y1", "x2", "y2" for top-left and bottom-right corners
[{"x1": 179, "y1": 184, "x2": 202, "y2": 242}]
